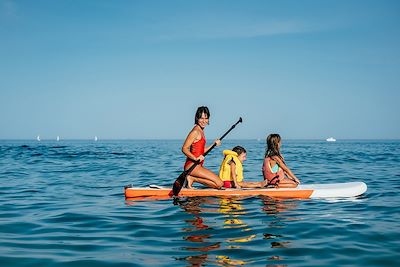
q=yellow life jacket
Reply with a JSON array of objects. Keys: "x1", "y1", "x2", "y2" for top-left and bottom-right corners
[{"x1": 219, "y1": 150, "x2": 243, "y2": 182}]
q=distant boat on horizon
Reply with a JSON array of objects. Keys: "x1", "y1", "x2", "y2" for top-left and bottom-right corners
[
  {"x1": 94, "y1": 136, "x2": 98, "y2": 141},
  {"x1": 57, "y1": 136, "x2": 60, "y2": 141},
  {"x1": 37, "y1": 135, "x2": 41, "y2": 141},
  {"x1": 326, "y1": 137, "x2": 336, "y2": 142}
]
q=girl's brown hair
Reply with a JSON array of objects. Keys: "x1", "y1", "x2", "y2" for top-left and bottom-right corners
[{"x1": 264, "y1": 134, "x2": 283, "y2": 160}]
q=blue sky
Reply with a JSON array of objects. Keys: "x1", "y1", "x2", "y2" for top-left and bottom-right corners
[{"x1": 1, "y1": 0, "x2": 399, "y2": 140}]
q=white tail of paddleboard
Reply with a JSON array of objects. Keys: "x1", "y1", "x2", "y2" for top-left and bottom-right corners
[{"x1": 300, "y1": 182, "x2": 367, "y2": 198}]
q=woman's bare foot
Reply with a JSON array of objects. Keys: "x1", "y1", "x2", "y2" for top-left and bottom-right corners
[
  {"x1": 186, "y1": 175, "x2": 194, "y2": 189},
  {"x1": 262, "y1": 179, "x2": 268, "y2": 187}
]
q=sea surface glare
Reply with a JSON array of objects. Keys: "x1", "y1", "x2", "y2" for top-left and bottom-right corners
[{"x1": 0, "y1": 139, "x2": 399, "y2": 266}]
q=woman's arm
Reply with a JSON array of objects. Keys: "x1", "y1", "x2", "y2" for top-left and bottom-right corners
[{"x1": 273, "y1": 156, "x2": 300, "y2": 184}]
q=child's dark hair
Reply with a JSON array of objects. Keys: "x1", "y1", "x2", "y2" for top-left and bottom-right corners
[
  {"x1": 194, "y1": 106, "x2": 210, "y2": 125},
  {"x1": 232, "y1": 146, "x2": 246, "y2": 155},
  {"x1": 265, "y1": 134, "x2": 283, "y2": 159}
]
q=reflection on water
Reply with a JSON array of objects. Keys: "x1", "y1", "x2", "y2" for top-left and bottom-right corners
[
  {"x1": 176, "y1": 197, "x2": 220, "y2": 266},
  {"x1": 219, "y1": 197, "x2": 256, "y2": 248},
  {"x1": 174, "y1": 196, "x2": 298, "y2": 266},
  {"x1": 261, "y1": 196, "x2": 298, "y2": 262}
]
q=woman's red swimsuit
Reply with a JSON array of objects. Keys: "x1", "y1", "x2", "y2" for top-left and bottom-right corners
[{"x1": 184, "y1": 131, "x2": 206, "y2": 169}]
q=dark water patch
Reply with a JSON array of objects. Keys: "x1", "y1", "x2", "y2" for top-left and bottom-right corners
[{"x1": 50, "y1": 146, "x2": 68, "y2": 149}]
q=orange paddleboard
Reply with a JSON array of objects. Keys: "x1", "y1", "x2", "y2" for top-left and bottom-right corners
[{"x1": 124, "y1": 182, "x2": 367, "y2": 200}]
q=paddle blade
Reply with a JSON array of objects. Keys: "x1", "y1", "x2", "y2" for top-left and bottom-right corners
[{"x1": 172, "y1": 171, "x2": 188, "y2": 196}]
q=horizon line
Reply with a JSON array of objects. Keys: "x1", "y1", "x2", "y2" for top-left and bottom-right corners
[{"x1": 0, "y1": 138, "x2": 399, "y2": 141}]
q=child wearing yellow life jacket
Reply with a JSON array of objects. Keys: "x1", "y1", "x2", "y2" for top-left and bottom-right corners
[{"x1": 219, "y1": 146, "x2": 267, "y2": 189}]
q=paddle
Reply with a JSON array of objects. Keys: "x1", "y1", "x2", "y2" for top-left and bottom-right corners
[{"x1": 172, "y1": 117, "x2": 243, "y2": 196}]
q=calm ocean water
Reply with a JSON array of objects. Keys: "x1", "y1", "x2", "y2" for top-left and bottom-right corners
[{"x1": 0, "y1": 139, "x2": 399, "y2": 266}]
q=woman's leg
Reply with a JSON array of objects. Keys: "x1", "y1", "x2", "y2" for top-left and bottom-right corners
[
  {"x1": 239, "y1": 180, "x2": 268, "y2": 188},
  {"x1": 185, "y1": 164, "x2": 223, "y2": 189},
  {"x1": 277, "y1": 177, "x2": 298, "y2": 188}
]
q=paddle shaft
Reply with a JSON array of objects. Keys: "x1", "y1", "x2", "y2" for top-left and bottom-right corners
[{"x1": 204, "y1": 118, "x2": 242, "y2": 157}]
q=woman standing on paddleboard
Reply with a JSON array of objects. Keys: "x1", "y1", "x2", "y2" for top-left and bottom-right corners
[{"x1": 182, "y1": 106, "x2": 224, "y2": 189}]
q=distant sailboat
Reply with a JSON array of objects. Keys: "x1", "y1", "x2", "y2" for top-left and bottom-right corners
[
  {"x1": 326, "y1": 137, "x2": 336, "y2": 142},
  {"x1": 37, "y1": 135, "x2": 41, "y2": 141},
  {"x1": 57, "y1": 136, "x2": 60, "y2": 141},
  {"x1": 94, "y1": 136, "x2": 98, "y2": 141}
]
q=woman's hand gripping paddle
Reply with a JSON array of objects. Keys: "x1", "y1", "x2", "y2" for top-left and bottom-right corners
[{"x1": 172, "y1": 117, "x2": 243, "y2": 196}]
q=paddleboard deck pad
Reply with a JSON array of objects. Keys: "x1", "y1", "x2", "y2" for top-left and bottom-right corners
[{"x1": 124, "y1": 181, "x2": 367, "y2": 200}]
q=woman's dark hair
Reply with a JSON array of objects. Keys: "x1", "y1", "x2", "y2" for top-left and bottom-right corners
[
  {"x1": 232, "y1": 146, "x2": 246, "y2": 156},
  {"x1": 265, "y1": 134, "x2": 283, "y2": 159},
  {"x1": 194, "y1": 106, "x2": 210, "y2": 125}
]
